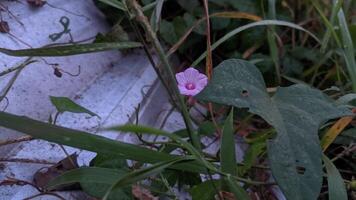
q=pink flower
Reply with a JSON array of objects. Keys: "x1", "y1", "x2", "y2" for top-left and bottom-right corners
[{"x1": 175, "y1": 67, "x2": 208, "y2": 96}]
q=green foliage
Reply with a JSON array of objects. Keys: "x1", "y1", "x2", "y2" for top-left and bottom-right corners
[
  {"x1": 220, "y1": 109, "x2": 237, "y2": 176},
  {"x1": 323, "y1": 155, "x2": 348, "y2": 200},
  {"x1": 81, "y1": 155, "x2": 132, "y2": 200},
  {"x1": 50, "y1": 96, "x2": 98, "y2": 117},
  {"x1": 197, "y1": 59, "x2": 351, "y2": 200},
  {"x1": 0, "y1": 111, "x2": 204, "y2": 173},
  {"x1": 190, "y1": 180, "x2": 220, "y2": 200},
  {"x1": 0, "y1": 42, "x2": 142, "y2": 57}
]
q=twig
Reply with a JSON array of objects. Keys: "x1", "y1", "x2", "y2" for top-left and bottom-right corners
[
  {"x1": 1, "y1": 177, "x2": 41, "y2": 192},
  {"x1": 0, "y1": 58, "x2": 37, "y2": 103},
  {"x1": 0, "y1": 158, "x2": 56, "y2": 165},
  {"x1": 24, "y1": 192, "x2": 66, "y2": 200},
  {"x1": 331, "y1": 144, "x2": 356, "y2": 162},
  {"x1": 52, "y1": 111, "x2": 77, "y2": 167},
  {"x1": 0, "y1": 136, "x2": 33, "y2": 146}
]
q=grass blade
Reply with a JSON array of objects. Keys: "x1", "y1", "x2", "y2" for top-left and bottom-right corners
[
  {"x1": 167, "y1": 11, "x2": 261, "y2": 57},
  {"x1": 267, "y1": 0, "x2": 281, "y2": 84},
  {"x1": 108, "y1": 124, "x2": 215, "y2": 171},
  {"x1": 323, "y1": 155, "x2": 348, "y2": 200},
  {"x1": 0, "y1": 111, "x2": 204, "y2": 172},
  {"x1": 192, "y1": 20, "x2": 320, "y2": 66},
  {"x1": 226, "y1": 175, "x2": 250, "y2": 200},
  {"x1": 220, "y1": 108, "x2": 237, "y2": 176},
  {"x1": 338, "y1": 9, "x2": 356, "y2": 91},
  {"x1": 0, "y1": 42, "x2": 142, "y2": 57},
  {"x1": 103, "y1": 156, "x2": 194, "y2": 200},
  {"x1": 310, "y1": 0, "x2": 342, "y2": 51}
]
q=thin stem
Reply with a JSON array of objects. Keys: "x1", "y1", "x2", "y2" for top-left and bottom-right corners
[
  {"x1": 126, "y1": 0, "x2": 200, "y2": 150},
  {"x1": 0, "y1": 58, "x2": 36, "y2": 102}
]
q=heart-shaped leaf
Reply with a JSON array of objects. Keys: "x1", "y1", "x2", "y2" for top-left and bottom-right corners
[{"x1": 197, "y1": 59, "x2": 351, "y2": 200}]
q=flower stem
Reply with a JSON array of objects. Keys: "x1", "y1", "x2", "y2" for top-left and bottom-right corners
[{"x1": 126, "y1": 0, "x2": 201, "y2": 150}]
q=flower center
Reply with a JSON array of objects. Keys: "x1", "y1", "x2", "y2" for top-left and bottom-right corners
[{"x1": 185, "y1": 83, "x2": 196, "y2": 90}]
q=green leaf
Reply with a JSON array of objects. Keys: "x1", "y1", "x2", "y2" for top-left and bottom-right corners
[
  {"x1": 190, "y1": 180, "x2": 220, "y2": 200},
  {"x1": 150, "y1": 0, "x2": 164, "y2": 33},
  {"x1": 338, "y1": 9, "x2": 356, "y2": 92},
  {"x1": 220, "y1": 109, "x2": 237, "y2": 176},
  {"x1": 225, "y1": 176, "x2": 250, "y2": 200},
  {"x1": 239, "y1": 142, "x2": 266, "y2": 176},
  {"x1": 103, "y1": 156, "x2": 194, "y2": 200},
  {"x1": 107, "y1": 124, "x2": 214, "y2": 171},
  {"x1": 159, "y1": 20, "x2": 178, "y2": 45},
  {"x1": 196, "y1": 59, "x2": 350, "y2": 200},
  {"x1": 192, "y1": 20, "x2": 320, "y2": 66},
  {"x1": 0, "y1": 111, "x2": 204, "y2": 173},
  {"x1": 82, "y1": 155, "x2": 131, "y2": 200},
  {"x1": 50, "y1": 96, "x2": 98, "y2": 117},
  {"x1": 198, "y1": 121, "x2": 217, "y2": 136},
  {"x1": 322, "y1": 155, "x2": 348, "y2": 200},
  {"x1": 177, "y1": 0, "x2": 200, "y2": 13},
  {"x1": 47, "y1": 167, "x2": 125, "y2": 188},
  {"x1": 334, "y1": 128, "x2": 356, "y2": 145},
  {"x1": 48, "y1": 167, "x2": 132, "y2": 200},
  {"x1": 0, "y1": 42, "x2": 142, "y2": 57},
  {"x1": 90, "y1": 154, "x2": 128, "y2": 169}
]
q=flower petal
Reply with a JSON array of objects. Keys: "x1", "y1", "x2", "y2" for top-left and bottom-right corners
[
  {"x1": 178, "y1": 85, "x2": 191, "y2": 96},
  {"x1": 175, "y1": 72, "x2": 187, "y2": 85},
  {"x1": 183, "y1": 68, "x2": 200, "y2": 82}
]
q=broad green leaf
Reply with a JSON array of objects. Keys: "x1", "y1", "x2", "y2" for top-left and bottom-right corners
[
  {"x1": 0, "y1": 111, "x2": 204, "y2": 173},
  {"x1": 197, "y1": 59, "x2": 350, "y2": 200},
  {"x1": 0, "y1": 42, "x2": 142, "y2": 57},
  {"x1": 177, "y1": 0, "x2": 199, "y2": 13},
  {"x1": 323, "y1": 155, "x2": 348, "y2": 200},
  {"x1": 220, "y1": 109, "x2": 237, "y2": 176},
  {"x1": 82, "y1": 155, "x2": 131, "y2": 200},
  {"x1": 47, "y1": 167, "x2": 124, "y2": 187},
  {"x1": 48, "y1": 167, "x2": 132, "y2": 200},
  {"x1": 190, "y1": 180, "x2": 220, "y2": 200},
  {"x1": 103, "y1": 156, "x2": 194, "y2": 200},
  {"x1": 98, "y1": 0, "x2": 126, "y2": 11},
  {"x1": 192, "y1": 20, "x2": 320, "y2": 66},
  {"x1": 90, "y1": 154, "x2": 128, "y2": 169},
  {"x1": 50, "y1": 96, "x2": 98, "y2": 117}
]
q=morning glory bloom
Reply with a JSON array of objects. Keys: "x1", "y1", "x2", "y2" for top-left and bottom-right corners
[{"x1": 175, "y1": 67, "x2": 208, "y2": 96}]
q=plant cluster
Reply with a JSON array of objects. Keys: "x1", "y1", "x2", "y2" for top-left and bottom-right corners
[{"x1": 0, "y1": 0, "x2": 355, "y2": 199}]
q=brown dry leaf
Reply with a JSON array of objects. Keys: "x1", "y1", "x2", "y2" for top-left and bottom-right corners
[
  {"x1": 0, "y1": 21, "x2": 10, "y2": 33},
  {"x1": 321, "y1": 108, "x2": 356, "y2": 151},
  {"x1": 132, "y1": 185, "x2": 158, "y2": 200},
  {"x1": 27, "y1": 0, "x2": 46, "y2": 7},
  {"x1": 33, "y1": 153, "x2": 79, "y2": 191},
  {"x1": 218, "y1": 191, "x2": 236, "y2": 200}
]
